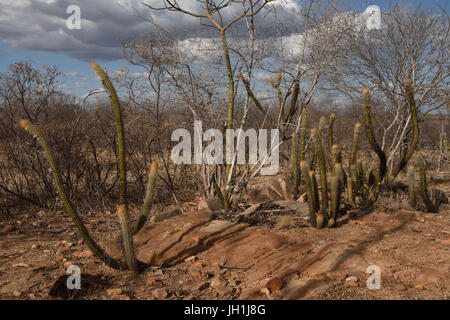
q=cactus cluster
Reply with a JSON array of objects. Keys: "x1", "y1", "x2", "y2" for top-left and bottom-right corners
[
  {"x1": 20, "y1": 63, "x2": 159, "y2": 272},
  {"x1": 292, "y1": 78, "x2": 425, "y2": 228}
]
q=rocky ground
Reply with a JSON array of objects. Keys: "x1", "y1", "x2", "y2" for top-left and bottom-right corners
[{"x1": 0, "y1": 179, "x2": 449, "y2": 300}]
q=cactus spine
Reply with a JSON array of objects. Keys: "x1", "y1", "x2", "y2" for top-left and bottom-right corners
[{"x1": 19, "y1": 120, "x2": 127, "y2": 270}]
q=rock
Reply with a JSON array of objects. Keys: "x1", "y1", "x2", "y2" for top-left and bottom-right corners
[
  {"x1": 12, "y1": 263, "x2": 29, "y2": 267},
  {"x1": 240, "y1": 203, "x2": 263, "y2": 216},
  {"x1": 73, "y1": 250, "x2": 93, "y2": 258},
  {"x1": 345, "y1": 276, "x2": 358, "y2": 282},
  {"x1": 272, "y1": 200, "x2": 310, "y2": 217},
  {"x1": 260, "y1": 287, "x2": 270, "y2": 295},
  {"x1": 150, "y1": 209, "x2": 182, "y2": 223},
  {"x1": 414, "y1": 215, "x2": 425, "y2": 223},
  {"x1": 210, "y1": 276, "x2": 225, "y2": 289},
  {"x1": 184, "y1": 256, "x2": 198, "y2": 263},
  {"x1": 31, "y1": 244, "x2": 40, "y2": 249},
  {"x1": 215, "y1": 286, "x2": 233, "y2": 297},
  {"x1": 396, "y1": 283, "x2": 407, "y2": 291},
  {"x1": 198, "y1": 197, "x2": 224, "y2": 212},
  {"x1": 345, "y1": 280, "x2": 358, "y2": 288},
  {"x1": 106, "y1": 288, "x2": 122, "y2": 296},
  {"x1": 152, "y1": 288, "x2": 168, "y2": 299},
  {"x1": 440, "y1": 238, "x2": 450, "y2": 245},
  {"x1": 266, "y1": 277, "x2": 283, "y2": 292},
  {"x1": 196, "y1": 282, "x2": 209, "y2": 291},
  {"x1": 13, "y1": 291, "x2": 21, "y2": 297}
]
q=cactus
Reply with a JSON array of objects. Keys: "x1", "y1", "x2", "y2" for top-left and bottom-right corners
[
  {"x1": 328, "y1": 113, "x2": 336, "y2": 152},
  {"x1": 301, "y1": 161, "x2": 317, "y2": 227},
  {"x1": 417, "y1": 157, "x2": 437, "y2": 213},
  {"x1": 19, "y1": 120, "x2": 127, "y2": 270},
  {"x1": 92, "y1": 62, "x2": 138, "y2": 272},
  {"x1": 392, "y1": 78, "x2": 419, "y2": 178},
  {"x1": 350, "y1": 123, "x2": 361, "y2": 169},
  {"x1": 311, "y1": 128, "x2": 328, "y2": 214},
  {"x1": 363, "y1": 88, "x2": 387, "y2": 183},
  {"x1": 328, "y1": 163, "x2": 343, "y2": 227},
  {"x1": 20, "y1": 63, "x2": 161, "y2": 272},
  {"x1": 407, "y1": 165, "x2": 416, "y2": 208},
  {"x1": 134, "y1": 161, "x2": 159, "y2": 234},
  {"x1": 291, "y1": 132, "x2": 299, "y2": 199},
  {"x1": 299, "y1": 107, "x2": 307, "y2": 181}
]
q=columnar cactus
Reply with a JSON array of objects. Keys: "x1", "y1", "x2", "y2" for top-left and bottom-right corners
[
  {"x1": 392, "y1": 78, "x2": 419, "y2": 178},
  {"x1": 134, "y1": 161, "x2": 159, "y2": 234},
  {"x1": 19, "y1": 120, "x2": 127, "y2": 270},
  {"x1": 363, "y1": 88, "x2": 387, "y2": 183},
  {"x1": 291, "y1": 132, "x2": 299, "y2": 199},
  {"x1": 417, "y1": 157, "x2": 437, "y2": 213},
  {"x1": 407, "y1": 165, "x2": 416, "y2": 208},
  {"x1": 311, "y1": 128, "x2": 328, "y2": 214},
  {"x1": 92, "y1": 62, "x2": 138, "y2": 272}
]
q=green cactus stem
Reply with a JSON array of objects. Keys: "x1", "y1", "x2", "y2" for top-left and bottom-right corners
[
  {"x1": 91, "y1": 62, "x2": 137, "y2": 272},
  {"x1": 392, "y1": 78, "x2": 419, "y2": 178},
  {"x1": 312, "y1": 128, "x2": 328, "y2": 213},
  {"x1": 300, "y1": 161, "x2": 317, "y2": 227},
  {"x1": 328, "y1": 163, "x2": 343, "y2": 228},
  {"x1": 291, "y1": 132, "x2": 299, "y2": 199},
  {"x1": 407, "y1": 165, "x2": 416, "y2": 208},
  {"x1": 20, "y1": 119, "x2": 127, "y2": 271},
  {"x1": 328, "y1": 113, "x2": 336, "y2": 152},
  {"x1": 417, "y1": 158, "x2": 437, "y2": 213},
  {"x1": 117, "y1": 205, "x2": 138, "y2": 271},
  {"x1": 350, "y1": 123, "x2": 361, "y2": 169},
  {"x1": 134, "y1": 161, "x2": 159, "y2": 234},
  {"x1": 364, "y1": 88, "x2": 387, "y2": 183}
]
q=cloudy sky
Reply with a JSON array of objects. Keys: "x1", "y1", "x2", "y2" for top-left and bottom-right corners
[{"x1": 0, "y1": 0, "x2": 444, "y2": 96}]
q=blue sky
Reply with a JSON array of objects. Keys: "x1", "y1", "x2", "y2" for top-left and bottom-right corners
[{"x1": 0, "y1": 0, "x2": 447, "y2": 97}]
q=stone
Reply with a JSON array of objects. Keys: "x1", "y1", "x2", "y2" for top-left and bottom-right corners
[
  {"x1": 152, "y1": 288, "x2": 168, "y2": 299},
  {"x1": 345, "y1": 276, "x2": 358, "y2": 282},
  {"x1": 266, "y1": 277, "x2": 283, "y2": 292},
  {"x1": 184, "y1": 256, "x2": 198, "y2": 262},
  {"x1": 106, "y1": 288, "x2": 122, "y2": 296},
  {"x1": 196, "y1": 282, "x2": 209, "y2": 291},
  {"x1": 215, "y1": 286, "x2": 233, "y2": 297},
  {"x1": 260, "y1": 287, "x2": 270, "y2": 295},
  {"x1": 345, "y1": 280, "x2": 358, "y2": 288},
  {"x1": 198, "y1": 197, "x2": 224, "y2": 212},
  {"x1": 12, "y1": 263, "x2": 29, "y2": 267}
]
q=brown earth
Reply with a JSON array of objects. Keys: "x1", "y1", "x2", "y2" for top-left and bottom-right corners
[{"x1": 0, "y1": 183, "x2": 449, "y2": 300}]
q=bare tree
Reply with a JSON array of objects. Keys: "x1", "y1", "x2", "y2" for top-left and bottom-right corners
[{"x1": 325, "y1": 4, "x2": 449, "y2": 178}]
